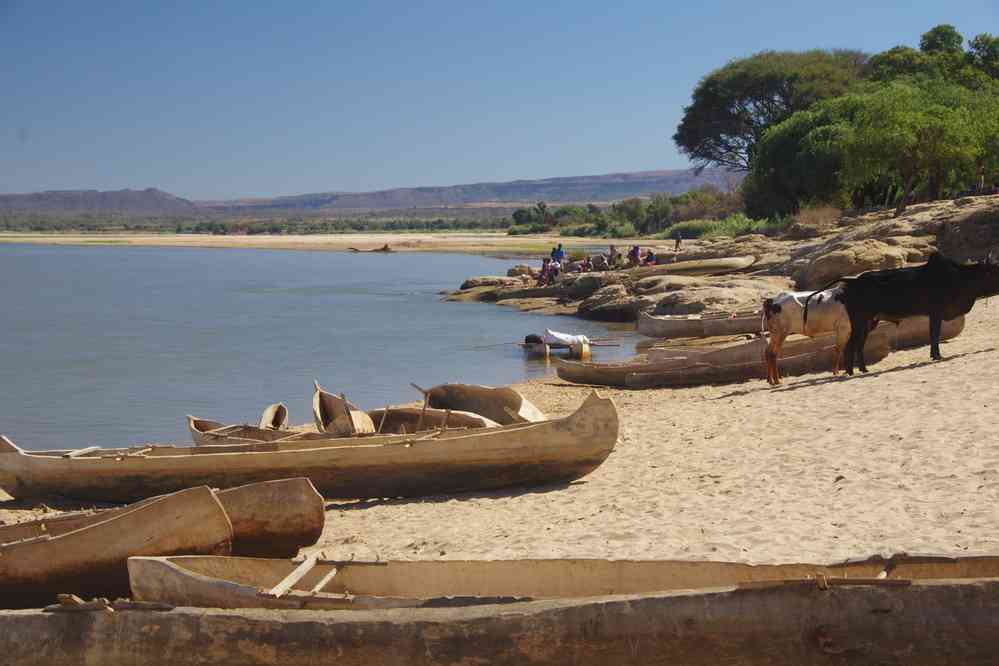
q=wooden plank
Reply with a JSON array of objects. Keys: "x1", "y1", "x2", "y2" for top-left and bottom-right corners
[
  {"x1": 309, "y1": 565, "x2": 339, "y2": 593},
  {"x1": 267, "y1": 554, "x2": 318, "y2": 598},
  {"x1": 63, "y1": 446, "x2": 100, "y2": 459}
]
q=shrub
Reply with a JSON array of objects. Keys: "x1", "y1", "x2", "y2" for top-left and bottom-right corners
[
  {"x1": 794, "y1": 205, "x2": 842, "y2": 229},
  {"x1": 656, "y1": 213, "x2": 792, "y2": 239},
  {"x1": 507, "y1": 223, "x2": 547, "y2": 235}
]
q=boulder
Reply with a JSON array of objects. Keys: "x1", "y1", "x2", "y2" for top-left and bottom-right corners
[
  {"x1": 559, "y1": 272, "x2": 624, "y2": 299},
  {"x1": 506, "y1": 264, "x2": 533, "y2": 277},
  {"x1": 795, "y1": 239, "x2": 909, "y2": 289},
  {"x1": 650, "y1": 276, "x2": 792, "y2": 316},
  {"x1": 577, "y1": 285, "x2": 661, "y2": 322},
  {"x1": 460, "y1": 276, "x2": 525, "y2": 290}
]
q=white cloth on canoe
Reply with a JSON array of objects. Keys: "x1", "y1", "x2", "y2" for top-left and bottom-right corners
[{"x1": 542, "y1": 329, "x2": 590, "y2": 347}]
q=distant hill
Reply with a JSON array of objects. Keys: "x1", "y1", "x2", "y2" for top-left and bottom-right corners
[
  {"x1": 0, "y1": 188, "x2": 198, "y2": 215},
  {"x1": 1, "y1": 169, "x2": 737, "y2": 216},
  {"x1": 199, "y1": 169, "x2": 736, "y2": 213}
]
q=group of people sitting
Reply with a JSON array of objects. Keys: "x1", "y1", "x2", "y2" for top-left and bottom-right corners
[{"x1": 533, "y1": 242, "x2": 663, "y2": 286}]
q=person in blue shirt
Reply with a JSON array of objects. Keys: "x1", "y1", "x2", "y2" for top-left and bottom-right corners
[{"x1": 553, "y1": 243, "x2": 566, "y2": 263}]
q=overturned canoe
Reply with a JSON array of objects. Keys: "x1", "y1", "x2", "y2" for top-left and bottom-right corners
[
  {"x1": 417, "y1": 383, "x2": 546, "y2": 425},
  {"x1": 636, "y1": 309, "x2": 762, "y2": 339},
  {"x1": 0, "y1": 392, "x2": 616, "y2": 502},
  {"x1": 7, "y1": 567, "x2": 999, "y2": 665},
  {"x1": 0, "y1": 478, "x2": 322, "y2": 564},
  {"x1": 559, "y1": 324, "x2": 894, "y2": 388},
  {"x1": 0, "y1": 485, "x2": 232, "y2": 609},
  {"x1": 127, "y1": 552, "x2": 999, "y2": 613}
]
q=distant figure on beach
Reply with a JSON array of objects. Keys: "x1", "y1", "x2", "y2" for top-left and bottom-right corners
[
  {"x1": 608, "y1": 244, "x2": 619, "y2": 267},
  {"x1": 673, "y1": 229, "x2": 682, "y2": 252},
  {"x1": 627, "y1": 245, "x2": 641, "y2": 267},
  {"x1": 536, "y1": 258, "x2": 551, "y2": 286},
  {"x1": 553, "y1": 243, "x2": 566, "y2": 263},
  {"x1": 548, "y1": 258, "x2": 561, "y2": 285}
]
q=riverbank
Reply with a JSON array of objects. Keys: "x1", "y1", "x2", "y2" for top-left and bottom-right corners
[{"x1": 0, "y1": 231, "x2": 620, "y2": 259}]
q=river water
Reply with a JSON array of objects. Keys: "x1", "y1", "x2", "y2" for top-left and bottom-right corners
[{"x1": 0, "y1": 244, "x2": 638, "y2": 449}]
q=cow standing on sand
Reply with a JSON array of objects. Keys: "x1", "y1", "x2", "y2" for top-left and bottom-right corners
[
  {"x1": 762, "y1": 287, "x2": 850, "y2": 385},
  {"x1": 806, "y1": 252, "x2": 999, "y2": 375}
]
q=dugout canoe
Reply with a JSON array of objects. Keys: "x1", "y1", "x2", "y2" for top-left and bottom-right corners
[
  {"x1": 893, "y1": 314, "x2": 965, "y2": 348},
  {"x1": 558, "y1": 324, "x2": 894, "y2": 388},
  {"x1": 0, "y1": 478, "x2": 322, "y2": 564},
  {"x1": 366, "y1": 407, "x2": 499, "y2": 434},
  {"x1": 7, "y1": 568, "x2": 999, "y2": 665},
  {"x1": 0, "y1": 392, "x2": 616, "y2": 502},
  {"x1": 0, "y1": 485, "x2": 232, "y2": 609},
  {"x1": 188, "y1": 416, "x2": 317, "y2": 446},
  {"x1": 126, "y1": 552, "x2": 999, "y2": 613},
  {"x1": 258, "y1": 403, "x2": 289, "y2": 430},
  {"x1": 416, "y1": 383, "x2": 546, "y2": 425},
  {"x1": 636, "y1": 309, "x2": 763, "y2": 339},
  {"x1": 632, "y1": 255, "x2": 757, "y2": 278},
  {"x1": 312, "y1": 382, "x2": 375, "y2": 435}
]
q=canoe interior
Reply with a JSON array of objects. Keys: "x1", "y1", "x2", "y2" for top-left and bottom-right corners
[
  {"x1": 425, "y1": 384, "x2": 546, "y2": 425},
  {"x1": 312, "y1": 384, "x2": 375, "y2": 435},
  {"x1": 142, "y1": 553, "x2": 999, "y2": 603},
  {"x1": 366, "y1": 407, "x2": 496, "y2": 434}
]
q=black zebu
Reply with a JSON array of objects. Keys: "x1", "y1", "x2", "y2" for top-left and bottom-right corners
[{"x1": 805, "y1": 253, "x2": 999, "y2": 375}]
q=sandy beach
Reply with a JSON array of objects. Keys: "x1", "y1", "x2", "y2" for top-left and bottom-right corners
[
  {"x1": 308, "y1": 302, "x2": 999, "y2": 566},
  {"x1": 0, "y1": 231, "x2": 639, "y2": 258}
]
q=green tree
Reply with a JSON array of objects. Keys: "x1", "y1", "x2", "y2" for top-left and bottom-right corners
[
  {"x1": 673, "y1": 50, "x2": 867, "y2": 171},
  {"x1": 969, "y1": 33, "x2": 999, "y2": 78},
  {"x1": 919, "y1": 24, "x2": 964, "y2": 55},
  {"x1": 643, "y1": 194, "x2": 674, "y2": 234},
  {"x1": 841, "y1": 82, "x2": 979, "y2": 216}
]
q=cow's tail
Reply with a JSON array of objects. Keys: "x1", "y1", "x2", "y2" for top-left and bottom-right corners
[{"x1": 803, "y1": 278, "x2": 850, "y2": 328}]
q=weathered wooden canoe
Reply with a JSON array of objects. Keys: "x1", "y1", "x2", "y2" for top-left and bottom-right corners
[
  {"x1": 188, "y1": 416, "x2": 315, "y2": 446},
  {"x1": 417, "y1": 383, "x2": 546, "y2": 425},
  {"x1": 6, "y1": 570, "x2": 999, "y2": 665},
  {"x1": 0, "y1": 485, "x2": 232, "y2": 609},
  {"x1": 632, "y1": 255, "x2": 757, "y2": 278},
  {"x1": 893, "y1": 314, "x2": 965, "y2": 349},
  {"x1": 0, "y1": 392, "x2": 616, "y2": 502},
  {"x1": 558, "y1": 324, "x2": 894, "y2": 388},
  {"x1": 0, "y1": 478, "x2": 323, "y2": 563},
  {"x1": 213, "y1": 478, "x2": 324, "y2": 558},
  {"x1": 312, "y1": 382, "x2": 375, "y2": 435},
  {"x1": 366, "y1": 407, "x2": 499, "y2": 434},
  {"x1": 636, "y1": 309, "x2": 762, "y2": 339},
  {"x1": 258, "y1": 403, "x2": 289, "y2": 430},
  {"x1": 127, "y1": 552, "x2": 999, "y2": 614}
]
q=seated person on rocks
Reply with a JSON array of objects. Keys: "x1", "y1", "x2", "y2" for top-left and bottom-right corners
[
  {"x1": 643, "y1": 249, "x2": 657, "y2": 265},
  {"x1": 536, "y1": 258, "x2": 551, "y2": 286},
  {"x1": 627, "y1": 245, "x2": 641, "y2": 267},
  {"x1": 547, "y1": 259, "x2": 561, "y2": 285},
  {"x1": 591, "y1": 254, "x2": 609, "y2": 271}
]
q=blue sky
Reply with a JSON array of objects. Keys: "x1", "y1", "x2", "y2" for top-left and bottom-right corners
[{"x1": 2, "y1": 1, "x2": 995, "y2": 199}]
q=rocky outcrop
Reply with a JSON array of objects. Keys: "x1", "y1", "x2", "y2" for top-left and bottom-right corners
[
  {"x1": 459, "y1": 276, "x2": 527, "y2": 290},
  {"x1": 506, "y1": 264, "x2": 533, "y2": 277},
  {"x1": 558, "y1": 272, "x2": 624, "y2": 299},
  {"x1": 577, "y1": 285, "x2": 662, "y2": 322},
  {"x1": 794, "y1": 239, "x2": 908, "y2": 289},
  {"x1": 649, "y1": 276, "x2": 792, "y2": 315}
]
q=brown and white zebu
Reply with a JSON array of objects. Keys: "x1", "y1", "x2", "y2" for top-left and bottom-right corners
[{"x1": 762, "y1": 287, "x2": 849, "y2": 385}]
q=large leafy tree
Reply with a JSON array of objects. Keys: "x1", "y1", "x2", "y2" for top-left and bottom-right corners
[
  {"x1": 673, "y1": 50, "x2": 867, "y2": 172},
  {"x1": 969, "y1": 33, "x2": 999, "y2": 78},
  {"x1": 841, "y1": 82, "x2": 980, "y2": 216},
  {"x1": 919, "y1": 24, "x2": 964, "y2": 54}
]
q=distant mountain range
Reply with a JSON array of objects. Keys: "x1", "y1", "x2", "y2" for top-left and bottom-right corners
[{"x1": 0, "y1": 169, "x2": 736, "y2": 216}]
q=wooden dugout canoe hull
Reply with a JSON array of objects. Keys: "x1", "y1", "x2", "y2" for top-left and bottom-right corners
[
  {"x1": 9, "y1": 565, "x2": 999, "y2": 664},
  {"x1": 313, "y1": 382, "x2": 375, "y2": 435},
  {"x1": 127, "y1": 552, "x2": 996, "y2": 611},
  {"x1": 893, "y1": 314, "x2": 965, "y2": 348},
  {"x1": 559, "y1": 324, "x2": 894, "y2": 388},
  {"x1": 0, "y1": 486, "x2": 232, "y2": 610},
  {"x1": 0, "y1": 478, "x2": 321, "y2": 559},
  {"x1": 0, "y1": 393, "x2": 616, "y2": 502},
  {"x1": 636, "y1": 310, "x2": 762, "y2": 339},
  {"x1": 633, "y1": 255, "x2": 757, "y2": 278},
  {"x1": 366, "y1": 407, "x2": 499, "y2": 434},
  {"x1": 422, "y1": 383, "x2": 547, "y2": 425}
]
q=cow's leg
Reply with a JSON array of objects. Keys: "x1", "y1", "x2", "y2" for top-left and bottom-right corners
[
  {"x1": 843, "y1": 328, "x2": 857, "y2": 376},
  {"x1": 855, "y1": 320, "x2": 873, "y2": 373},
  {"x1": 765, "y1": 331, "x2": 787, "y2": 385},
  {"x1": 832, "y1": 319, "x2": 850, "y2": 375},
  {"x1": 930, "y1": 315, "x2": 942, "y2": 360}
]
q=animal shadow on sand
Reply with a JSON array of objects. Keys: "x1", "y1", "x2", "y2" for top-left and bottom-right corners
[
  {"x1": 713, "y1": 347, "x2": 996, "y2": 399},
  {"x1": 325, "y1": 480, "x2": 581, "y2": 512}
]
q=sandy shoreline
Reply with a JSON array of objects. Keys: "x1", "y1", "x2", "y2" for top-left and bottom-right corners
[
  {"x1": 0, "y1": 231, "x2": 640, "y2": 258},
  {"x1": 4, "y1": 303, "x2": 998, "y2": 568}
]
